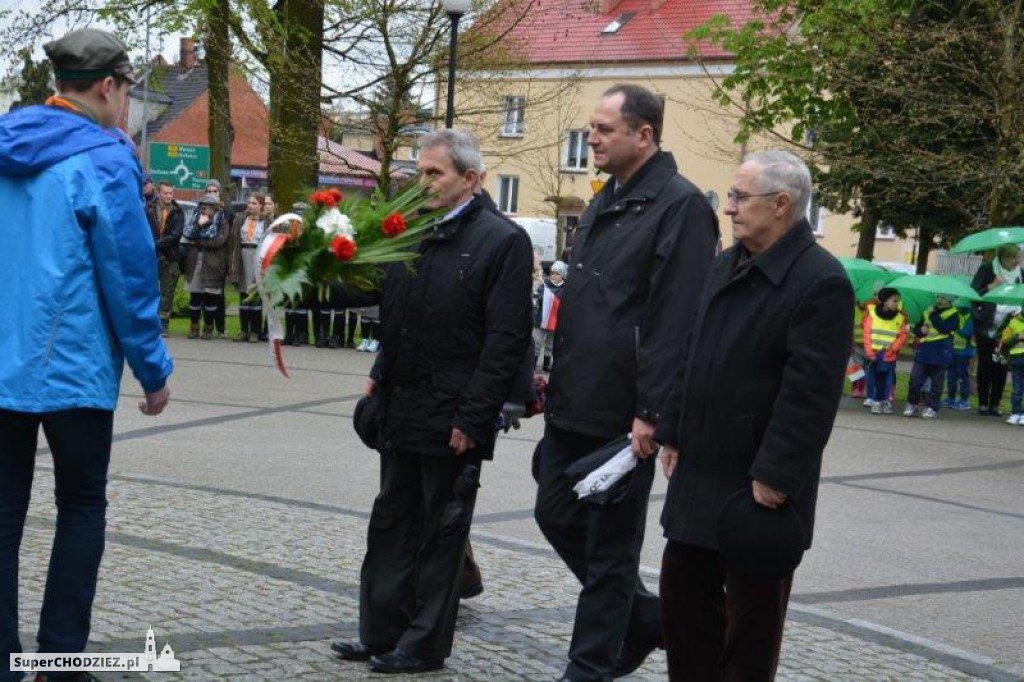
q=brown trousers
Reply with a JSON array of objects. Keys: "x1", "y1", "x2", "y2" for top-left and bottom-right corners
[{"x1": 660, "y1": 541, "x2": 793, "y2": 681}]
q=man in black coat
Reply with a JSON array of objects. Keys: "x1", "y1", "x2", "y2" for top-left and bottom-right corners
[
  {"x1": 145, "y1": 180, "x2": 184, "y2": 336},
  {"x1": 655, "y1": 151, "x2": 854, "y2": 680},
  {"x1": 330, "y1": 129, "x2": 534, "y2": 674},
  {"x1": 534, "y1": 84, "x2": 719, "y2": 682}
]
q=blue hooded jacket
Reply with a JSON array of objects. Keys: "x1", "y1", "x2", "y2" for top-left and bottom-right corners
[{"x1": 0, "y1": 104, "x2": 172, "y2": 412}]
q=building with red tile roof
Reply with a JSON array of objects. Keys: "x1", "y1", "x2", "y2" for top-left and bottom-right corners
[
  {"x1": 485, "y1": 0, "x2": 753, "y2": 65},
  {"x1": 457, "y1": 0, "x2": 917, "y2": 264},
  {"x1": 128, "y1": 39, "x2": 386, "y2": 201}
]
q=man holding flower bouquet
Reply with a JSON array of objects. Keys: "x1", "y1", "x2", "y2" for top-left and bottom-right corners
[{"x1": 330, "y1": 129, "x2": 534, "y2": 674}]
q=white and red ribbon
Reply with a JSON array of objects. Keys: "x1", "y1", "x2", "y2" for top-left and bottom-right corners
[{"x1": 255, "y1": 213, "x2": 303, "y2": 378}]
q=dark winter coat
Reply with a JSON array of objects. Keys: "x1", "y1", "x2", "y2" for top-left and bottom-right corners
[
  {"x1": 911, "y1": 306, "x2": 959, "y2": 366},
  {"x1": 182, "y1": 212, "x2": 230, "y2": 289},
  {"x1": 369, "y1": 195, "x2": 534, "y2": 459},
  {"x1": 145, "y1": 199, "x2": 185, "y2": 259},
  {"x1": 545, "y1": 151, "x2": 719, "y2": 438},
  {"x1": 971, "y1": 260, "x2": 1024, "y2": 336},
  {"x1": 478, "y1": 188, "x2": 539, "y2": 406},
  {"x1": 655, "y1": 220, "x2": 854, "y2": 551}
]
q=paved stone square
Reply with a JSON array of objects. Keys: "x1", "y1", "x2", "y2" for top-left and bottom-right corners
[{"x1": 13, "y1": 338, "x2": 1024, "y2": 680}]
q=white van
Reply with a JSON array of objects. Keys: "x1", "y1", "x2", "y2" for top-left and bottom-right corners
[{"x1": 512, "y1": 217, "x2": 558, "y2": 263}]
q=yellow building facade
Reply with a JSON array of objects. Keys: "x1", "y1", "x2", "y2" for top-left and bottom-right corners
[{"x1": 455, "y1": 0, "x2": 923, "y2": 265}]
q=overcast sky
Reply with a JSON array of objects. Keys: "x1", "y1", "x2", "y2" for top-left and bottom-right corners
[{"x1": 0, "y1": 0, "x2": 188, "y2": 67}]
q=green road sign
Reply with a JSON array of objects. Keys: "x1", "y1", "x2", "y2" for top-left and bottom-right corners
[{"x1": 149, "y1": 143, "x2": 211, "y2": 190}]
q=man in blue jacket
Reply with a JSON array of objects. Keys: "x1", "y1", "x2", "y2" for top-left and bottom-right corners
[{"x1": 0, "y1": 28, "x2": 173, "y2": 679}]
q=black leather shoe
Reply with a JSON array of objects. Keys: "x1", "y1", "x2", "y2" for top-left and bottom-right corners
[
  {"x1": 369, "y1": 649, "x2": 444, "y2": 673},
  {"x1": 612, "y1": 636, "x2": 662, "y2": 678},
  {"x1": 988, "y1": 406, "x2": 1003, "y2": 417},
  {"x1": 330, "y1": 640, "x2": 389, "y2": 661}
]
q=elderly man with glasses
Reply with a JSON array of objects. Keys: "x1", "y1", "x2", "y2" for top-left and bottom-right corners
[{"x1": 656, "y1": 151, "x2": 854, "y2": 680}]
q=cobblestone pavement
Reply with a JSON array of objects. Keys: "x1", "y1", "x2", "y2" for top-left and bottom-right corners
[{"x1": 16, "y1": 467, "x2": 1016, "y2": 681}]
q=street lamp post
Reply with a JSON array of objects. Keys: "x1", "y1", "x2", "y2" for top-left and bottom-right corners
[{"x1": 441, "y1": 0, "x2": 471, "y2": 129}]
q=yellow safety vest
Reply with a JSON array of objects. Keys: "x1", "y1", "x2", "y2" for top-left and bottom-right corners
[
  {"x1": 853, "y1": 306, "x2": 865, "y2": 347},
  {"x1": 1002, "y1": 317, "x2": 1024, "y2": 356},
  {"x1": 921, "y1": 306, "x2": 958, "y2": 343},
  {"x1": 953, "y1": 311, "x2": 975, "y2": 352},
  {"x1": 867, "y1": 305, "x2": 903, "y2": 351}
]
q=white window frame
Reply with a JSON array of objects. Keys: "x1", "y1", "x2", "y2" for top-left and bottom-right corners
[
  {"x1": 562, "y1": 130, "x2": 588, "y2": 172},
  {"x1": 497, "y1": 175, "x2": 519, "y2": 214},
  {"x1": 500, "y1": 96, "x2": 525, "y2": 137}
]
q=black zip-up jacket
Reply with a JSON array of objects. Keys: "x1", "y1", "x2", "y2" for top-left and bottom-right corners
[
  {"x1": 971, "y1": 260, "x2": 1023, "y2": 336},
  {"x1": 370, "y1": 195, "x2": 534, "y2": 458},
  {"x1": 545, "y1": 151, "x2": 719, "y2": 439},
  {"x1": 145, "y1": 199, "x2": 185, "y2": 258}
]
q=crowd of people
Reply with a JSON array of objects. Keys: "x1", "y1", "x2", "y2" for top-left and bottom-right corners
[
  {"x1": 853, "y1": 243, "x2": 1024, "y2": 423},
  {"x1": 142, "y1": 178, "x2": 386, "y2": 351},
  {"x1": 3, "y1": 27, "x2": 861, "y2": 682}
]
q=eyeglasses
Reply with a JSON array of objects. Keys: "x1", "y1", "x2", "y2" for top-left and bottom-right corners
[{"x1": 726, "y1": 190, "x2": 779, "y2": 205}]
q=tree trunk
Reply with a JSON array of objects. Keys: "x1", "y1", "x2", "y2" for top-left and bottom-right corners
[
  {"x1": 855, "y1": 207, "x2": 878, "y2": 260},
  {"x1": 916, "y1": 224, "x2": 931, "y2": 274},
  {"x1": 206, "y1": 0, "x2": 233, "y2": 194},
  {"x1": 269, "y1": 0, "x2": 325, "y2": 208}
]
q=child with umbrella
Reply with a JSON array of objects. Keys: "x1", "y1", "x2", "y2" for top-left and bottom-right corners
[
  {"x1": 904, "y1": 293, "x2": 960, "y2": 418},
  {"x1": 861, "y1": 287, "x2": 908, "y2": 414}
]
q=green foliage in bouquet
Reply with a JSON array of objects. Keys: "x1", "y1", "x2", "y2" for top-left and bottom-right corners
[{"x1": 261, "y1": 181, "x2": 441, "y2": 306}]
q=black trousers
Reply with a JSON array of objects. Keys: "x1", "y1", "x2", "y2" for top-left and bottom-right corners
[
  {"x1": 977, "y1": 335, "x2": 1008, "y2": 409},
  {"x1": 359, "y1": 451, "x2": 481, "y2": 660},
  {"x1": 1, "y1": 409, "x2": 113, "y2": 677},
  {"x1": 534, "y1": 423, "x2": 660, "y2": 682},
  {"x1": 660, "y1": 542, "x2": 792, "y2": 682}
]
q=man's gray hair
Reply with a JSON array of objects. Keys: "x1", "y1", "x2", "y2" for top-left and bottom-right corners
[
  {"x1": 420, "y1": 129, "x2": 484, "y2": 175},
  {"x1": 745, "y1": 151, "x2": 812, "y2": 220}
]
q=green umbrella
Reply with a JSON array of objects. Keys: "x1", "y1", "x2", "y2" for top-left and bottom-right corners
[
  {"x1": 888, "y1": 274, "x2": 981, "y2": 322},
  {"x1": 950, "y1": 226, "x2": 1024, "y2": 254},
  {"x1": 838, "y1": 257, "x2": 897, "y2": 302},
  {"x1": 981, "y1": 282, "x2": 1024, "y2": 305}
]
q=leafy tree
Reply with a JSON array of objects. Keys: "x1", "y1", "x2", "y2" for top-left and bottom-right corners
[
  {"x1": 688, "y1": 0, "x2": 1024, "y2": 267},
  {"x1": 10, "y1": 48, "x2": 53, "y2": 109}
]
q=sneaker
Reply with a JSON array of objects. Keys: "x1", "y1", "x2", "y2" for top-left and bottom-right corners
[
  {"x1": 921, "y1": 407, "x2": 938, "y2": 419},
  {"x1": 356, "y1": 339, "x2": 370, "y2": 352},
  {"x1": 1007, "y1": 414, "x2": 1022, "y2": 425},
  {"x1": 862, "y1": 398, "x2": 876, "y2": 408},
  {"x1": 870, "y1": 402, "x2": 881, "y2": 415},
  {"x1": 368, "y1": 340, "x2": 380, "y2": 353},
  {"x1": 954, "y1": 399, "x2": 972, "y2": 411},
  {"x1": 903, "y1": 405, "x2": 917, "y2": 417},
  {"x1": 942, "y1": 398, "x2": 956, "y2": 409},
  {"x1": 882, "y1": 401, "x2": 894, "y2": 415}
]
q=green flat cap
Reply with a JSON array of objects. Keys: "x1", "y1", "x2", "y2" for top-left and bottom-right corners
[{"x1": 44, "y1": 28, "x2": 137, "y2": 84}]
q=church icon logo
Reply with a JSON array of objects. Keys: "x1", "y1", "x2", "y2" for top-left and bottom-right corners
[{"x1": 144, "y1": 627, "x2": 181, "y2": 672}]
